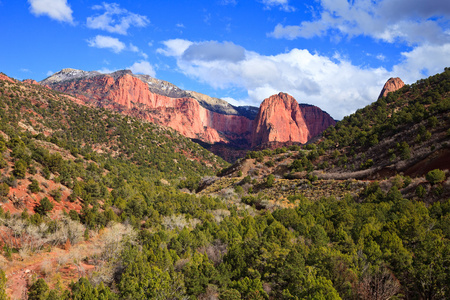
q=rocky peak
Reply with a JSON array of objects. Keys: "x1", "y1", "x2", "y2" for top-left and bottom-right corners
[
  {"x1": 251, "y1": 93, "x2": 335, "y2": 147},
  {"x1": 41, "y1": 68, "x2": 100, "y2": 84},
  {"x1": 136, "y1": 74, "x2": 189, "y2": 98},
  {"x1": 379, "y1": 77, "x2": 405, "y2": 99},
  {"x1": 109, "y1": 69, "x2": 133, "y2": 80}
]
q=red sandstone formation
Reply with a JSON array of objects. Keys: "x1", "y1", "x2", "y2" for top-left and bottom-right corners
[
  {"x1": 45, "y1": 72, "x2": 253, "y2": 147},
  {"x1": 23, "y1": 79, "x2": 39, "y2": 85},
  {"x1": 378, "y1": 77, "x2": 405, "y2": 98},
  {"x1": 43, "y1": 70, "x2": 335, "y2": 153},
  {"x1": 0, "y1": 73, "x2": 15, "y2": 83},
  {"x1": 252, "y1": 93, "x2": 335, "y2": 147}
]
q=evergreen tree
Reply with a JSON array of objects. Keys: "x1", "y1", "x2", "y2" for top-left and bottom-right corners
[
  {"x1": 0, "y1": 270, "x2": 8, "y2": 300},
  {"x1": 28, "y1": 279, "x2": 49, "y2": 300}
]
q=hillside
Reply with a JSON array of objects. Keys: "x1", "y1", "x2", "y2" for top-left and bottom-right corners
[
  {"x1": 208, "y1": 68, "x2": 450, "y2": 201},
  {"x1": 195, "y1": 69, "x2": 450, "y2": 299},
  {"x1": 0, "y1": 70, "x2": 449, "y2": 300},
  {"x1": 0, "y1": 72, "x2": 231, "y2": 297},
  {"x1": 319, "y1": 68, "x2": 450, "y2": 179}
]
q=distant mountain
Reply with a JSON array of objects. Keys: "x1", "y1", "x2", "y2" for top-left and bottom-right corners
[{"x1": 41, "y1": 69, "x2": 335, "y2": 160}]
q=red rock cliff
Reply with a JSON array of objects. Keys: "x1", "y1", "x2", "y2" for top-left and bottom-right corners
[
  {"x1": 251, "y1": 93, "x2": 335, "y2": 147},
  {"x1": 45, "y1": 73, "x2": 253, "y2": 146},
  {"x1": 44, "y1": 71, "x2": 335, "y2": 153},
  {"x1": 378, "y1": 77, "x2": 405, "y2": 98}
]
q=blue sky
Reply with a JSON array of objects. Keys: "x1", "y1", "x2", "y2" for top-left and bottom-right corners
[{"x1": 1, "y1": 0, "x2": 450, "y2": 119}]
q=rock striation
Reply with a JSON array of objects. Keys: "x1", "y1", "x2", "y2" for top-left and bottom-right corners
[
  {"x1": 41, "y1": 69, "x2": 335, "y2": 157},
  {"x1": 378, "y1": 77, "x2": 405, "y2": 99},
  {"x1": 252, "y1": 93, "x2": 335, "y2": 147}
]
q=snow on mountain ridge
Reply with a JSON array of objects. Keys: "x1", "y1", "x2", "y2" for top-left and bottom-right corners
[{"x1": 41, "y1": 68, "x2": 101, "y2": 84}]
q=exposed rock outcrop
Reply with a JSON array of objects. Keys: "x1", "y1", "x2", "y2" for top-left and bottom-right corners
[
  {"x1": 378, "y1": 77, "x2": 405, "y2": 99},
  {"x1": 42, "y1": 69, "x2": 335, "y2": 159},
  {"x1": 43, "y1": 71, "x2": 253, "y2": 147},
  {"x1": 23, "y1": 79, "x2": 39, "y2": 85},
  {"x1": 252, "y1": 93, "x2": 336, "y2": 147},
  {"x1": 0, "y1": 73, "x2": 15, "y2": 83}
]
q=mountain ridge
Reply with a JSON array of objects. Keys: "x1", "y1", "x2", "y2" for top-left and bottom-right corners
[{"x1": 39, "y1": 69, "x2": 336, "y2": 160}]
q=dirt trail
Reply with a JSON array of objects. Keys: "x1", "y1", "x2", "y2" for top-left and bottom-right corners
[{"x1": 4, "y1": 240, "x2": 100, "y2": 299}]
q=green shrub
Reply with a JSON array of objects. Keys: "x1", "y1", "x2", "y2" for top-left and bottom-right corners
[
  {"x1": 234, "y1": 185, "x2": 244, "y2": 194},
  {"x1": 265, "y1": 160, "x2": 274, "y2": 167},
  {"x1": 0, "y1": 156, "x2": 7, "y2": 169},
  {"x1": 415, "y1": 185, "x2": 426, "y2": 198},
  {"x1": 50, "y1": 189, "x2": 62, "y2": 202},
  {"x1": 266, "y1": 174, "x2": 275, "y2": 187},
  {"x1": 13, "y1": 159, "x2": 27, "y2": 179},
  {"x1": 426, "y1": 169, "x2": 446, "y2": 185},
  {"x1": 0, "y1": 183, "x2": 9, "y2": 198},
  {"x1": 241, "y1": 175, "x2": 251, "y2": 185},
  {"x1": 0, "y1": 269, "x2": 7, "y2": 300},
  {"x1": 28, "y1": 278, "x2": 49, "y2": 300},
  {"x1": 28, "y1": 179, "x2": 40, "y2": 193},
  {"x1": 360, "y1": 159, "x2": 374, "y2": 169},
  {"x1": 35, "y1": 197, "x2": 54, "y2": 215}
]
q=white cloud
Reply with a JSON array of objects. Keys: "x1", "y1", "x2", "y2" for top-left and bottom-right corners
[
  {"x1": 28, "y1": 0, "x2": 73, "y2": 23},
  {"x1": 182, "y1": 41, "x2": 245, "y2": 62},
  {"x1": 156, "y1": 39, "x2": 193, "y2": 57},
  {"x1": 393, "y1": 43, "x2": 450, "y2": 82},
  {"x1": 87, "y1": 35, "x2": 126, "y2": 53},
  {"x1": 268, "y1": 0, "x2": 450, "y2": 45},
  {"x1": 98, "y1": 67, "x2": 117, "y2": 74},
  {"x1": 129, "y1": 43, "x2": 139, "y2": 52},
  {"x1": 128, "y1": 43, "x2": 148, "y2": 59},
  {"x1": 158, "y1": 39, "x2": 390, "y2": 119},
  {"x1": 261, "y1": 0, "x2": 295, "y2": 12},
  {"x1": 46, "y1": 70, "x2": 54, "y2": 76},
  {"x1": 86, "y1": 3, "x2": 149, "y2": 35},
  {"x1": 158, "y1": 38, "x2": 450, "y2": 120},
  {"x1": 128, "y1": 61, "x2": 156, "y2": 77},
  {"x1": 376, "y1": 54, "x2": 386, "y2": 61}
]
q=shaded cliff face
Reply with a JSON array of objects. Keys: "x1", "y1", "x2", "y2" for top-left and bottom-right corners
[
  {"x1": 251, "y1": 93, "x2": 336, "y2": 148},
  {"x1": 42, "y1": 70, "x2": 335, "y2": 159},
  {"x1": 378, "y1": 77, "x2": 405, "y2": 98}
]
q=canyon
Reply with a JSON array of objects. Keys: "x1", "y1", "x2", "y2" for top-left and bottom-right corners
[{"x1": 40, "y1": 69, "x2": 336, "y2": 160}]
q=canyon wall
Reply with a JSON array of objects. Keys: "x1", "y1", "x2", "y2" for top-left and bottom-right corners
[{"x1": 43, "y1": 70, "x2": 335, "y2": 154}]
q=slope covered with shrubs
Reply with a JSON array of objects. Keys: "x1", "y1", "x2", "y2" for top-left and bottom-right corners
[{"x1": 0, "y1": 70, "x2": 449, "y2": 299}]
